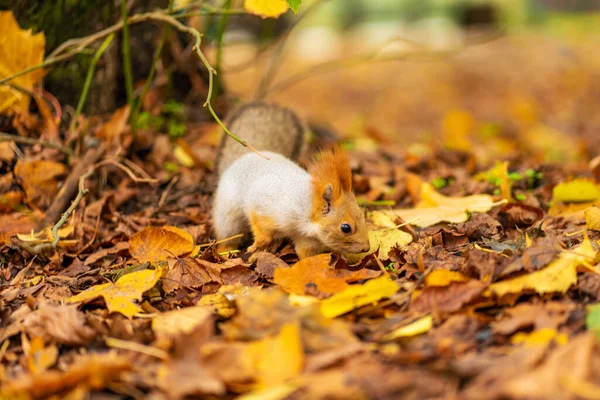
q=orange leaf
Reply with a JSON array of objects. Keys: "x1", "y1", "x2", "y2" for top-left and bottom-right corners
[
  {"x1": 129, "y1": 225, "x2": 194, "y2": 263},
  {"x1": 273, "y1": 254, "x2": 374, "y2": 296}
]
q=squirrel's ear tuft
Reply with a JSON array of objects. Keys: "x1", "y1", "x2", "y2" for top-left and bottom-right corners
[
  {"x1": 322, "y1": 184, "x2": 333, "y2": 214},
  {"x1": 309, "y1": 147, "x2": 352, "y2": 200}
]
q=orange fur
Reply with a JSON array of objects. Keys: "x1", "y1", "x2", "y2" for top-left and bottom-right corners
[
  {"x1": 248, "y1": 212, "x2": 276, "y2": 252},
  {"x1": 309, "y1": 148, "x2": 353, "y2": 219}
]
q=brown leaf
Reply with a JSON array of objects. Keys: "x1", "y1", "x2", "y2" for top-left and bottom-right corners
[
  {"x1": 19, "y1": 302, "x2": 95, "y2": 345},
  {"x1": 410, "y1": 280, "x2": 486, "y2": 313},
  {"x1": 162, "y1": 257, "x2": 217, "y2": 293},
  {"x1": 14, "y1": 159, "x2": 67, "y2": 208},
  {"x1": 84, "y1": 241, "x2": 130, "y2": 265},
  {"x1": 129, "y1": 225, "x2": 194, "y2": 263},
  {"x1": 253, "y1": 251, "x2": 289, "y2": 279},
  {"x1": 503, "y1": 333, "x2": 595, "y2": 400},
  {"x1": 491, "y1": 302, "x2": 575, "y2": 336}
]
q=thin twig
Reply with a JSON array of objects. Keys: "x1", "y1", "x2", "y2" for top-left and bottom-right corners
[
  {"x1": 70, "y1": 33, "x2": 115, "y2": 133},
  {"x1": 0, "y1": 132, "x2": 72, "y2": 155},
  {"x1": 51, "y1": 186, "x2": 88, "y2": 247},
  {"x1": 157, "y1": 175, "x2": 180, "y2": 210}
]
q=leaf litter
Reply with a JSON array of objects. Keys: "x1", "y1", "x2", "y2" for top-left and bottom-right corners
[{"x1": 2, "y1": 16, "x2": 600, "y2": 400}]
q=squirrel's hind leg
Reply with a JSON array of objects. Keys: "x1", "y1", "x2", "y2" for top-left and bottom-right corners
[{"x1": 247, "y1": 212, "x2": 276, "y2": 253}]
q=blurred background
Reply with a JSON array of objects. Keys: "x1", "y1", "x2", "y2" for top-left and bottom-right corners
[{"x1": 2, "y1": 0, "x2": 600, "y2": 166}]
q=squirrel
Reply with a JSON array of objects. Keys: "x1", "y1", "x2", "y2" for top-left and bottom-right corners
[{"x1": 212, "y1": 102, "x2": 370, "y2": 259}]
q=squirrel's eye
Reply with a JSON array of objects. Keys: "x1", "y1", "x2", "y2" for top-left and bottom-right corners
[{"x1": 341, "y1": 223, "x2": 352, "y2": 234}]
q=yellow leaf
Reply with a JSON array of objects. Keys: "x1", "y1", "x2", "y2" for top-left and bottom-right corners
[
  {"x1": 245, "y1": 322, "x2": 303, "y2": 387},
  {"x1": 368, "y1": 229, "x2": 413, "y2": 257},
  {"x1": 425, "y1": 270, "x2": 469, "y2": 287},
  {"x1": 152, "y1": 305, "x2": 212, "y2": 341},
  {"x1": 553, "y1": 178, "x2": 600, "y2": 203},
  {"x1": 245, "y1": 0, "x2": 289, "y2": 18},
  {"x1": 487, "y1": 235, "x2": 597, "y2": 298},
  {"x1": 27, "y1": 337, "x2": 58, "y2": 374},
  {"x1": 320, "y1": 276, "x2": 399, "y2": 318},
  {"x1": 0, "y1": 11, "x2": 45, "y2": 113},
  {"x1": 173, "y1": 144, "x2": 195, "y2": 167},
  {"x1": 381, "y1": 315, "x2": 433, "y2": 341},
  {"x1": 16, "y1": 224, "x2": 75, "y2": 249},
  {"x1": 373, "y1": 183, "x2": 505, "y2": 228},
  {"x1": 67, "y1": 268, "x2": 161, "y2": 318},
  {"x1": 511, "y1": 328, "x2": 568, "y2": 347},
  {"x1": 585, "y1": 207, "x2": 600, "y2": 231},
  {"x1": 238, "y1": 384, "x2": 300, "y2": 400},
  {"x1": 129, "y1": 225, "x2": 194, "y2": 263}
]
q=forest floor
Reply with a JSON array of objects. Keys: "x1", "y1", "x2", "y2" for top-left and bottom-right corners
[{"x1": 2, "y1": 29, "x2": 600, "y2": 399}]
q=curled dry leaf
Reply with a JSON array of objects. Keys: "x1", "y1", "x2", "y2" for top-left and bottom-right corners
[
  {"x1": 129, "y1": 225, "x2": 194, "y2": 263},
  {"x1": 67, "y1": 268, "x2": 162, "y2": 318}
]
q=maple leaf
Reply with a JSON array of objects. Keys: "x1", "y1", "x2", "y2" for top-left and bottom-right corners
[
  {"x1": 0, "y1": 11, "x2": 45, "y2": 113},
  {"x1": 129, "y1": 225, "x2": 194, "y2": 263},
  {"x1": 67, "y1": 268, "x2": 162, "y2": 318},
  {"x1": 274, "y1": 254, "x2": 378, "y2": 296},
  {"x1": 584, "y1": 206, "x2": 600, "y2": 231},
  {"x1": 245, "y1": 0, "x2": 289, "y2": 18}
]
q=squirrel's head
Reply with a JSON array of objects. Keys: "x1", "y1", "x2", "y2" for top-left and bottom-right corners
[{"x1": 309, "y1": 148, "x2": 370, "y2": 255}]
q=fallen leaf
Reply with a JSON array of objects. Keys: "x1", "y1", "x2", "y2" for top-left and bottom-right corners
[
  {"x1": 95, "y1": 105, "x2": 131, "y2": 147},
  {"x1": 502, "y1": 333, "x2": 594, "y2": 400},
  {"x1": 552, "y1": 178, "x2": 600, "y2": 203},
  {"x1": 238, "y1": 384, "x2": 300, "y2": 400},
  {"x1": 16, "y1": 302, "x2": 95, "y2": 345},
  {"x1": 67, "y1": 268, "x2": 162, "y2": 318},
  {"x1": 492, "y1": 302, "x2": 574, "y2": 336},
  {"x1": 511, "y1": 327, "x2": 568, "y2": 347},
  {"x1": 27, "y1": 337, "x2": 58, "y2": 374},
  {"x1": 585, "y1": 206, "x2": 600, "y2": 231},
  {"x1": 0, "y1": 353, "x2": 130, "y2": 398},
  {"x1": 129, "y1": 225, "x2": 194, "y2": 263},
  {"x1": 245, "y1": 322, "x2": 304, "y2": 387},
  {"x1": 368, "y1": 229, "x2": 413, "y2": 258},
  {"x1": 487, "y1": 235, "x2": 597, "y2": 298},
  {"x1": 374, "y1": 183, "x2": 505, "y2": 228},
  {"x1": 382, "y1": 315, "x2": 433, "y2": 341},
  {"x1": 425, "y1": 270, "x2": 470, "y2": 287},
  {"x1": 0, "y1": 11, "x2": 45, "y2": 113},
  {"x1": 245, "y1": 0, "x2": 289, "y2": 18},
  {"x1": 14, "y1": 159, "x2": 67, "y2": 208},
  {"x1": 274, "y1": 254, "x2": 352, "y2": 295},
  {"x1": 410, "y1": 280, "x2": 486, "y2": 313},
  {"x1": 152, "y1": 305, "x2": 212, "y2": 341},
  {"x1": 320, "y1": 276, "x2": 399, "y2": 318}
]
